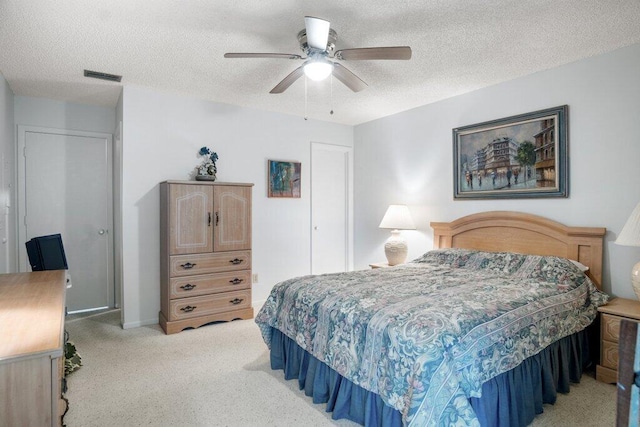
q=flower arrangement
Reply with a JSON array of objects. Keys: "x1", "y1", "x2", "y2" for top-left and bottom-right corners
[{"x1": 196, "y1": 146, "x2": 218, "y2": 180}]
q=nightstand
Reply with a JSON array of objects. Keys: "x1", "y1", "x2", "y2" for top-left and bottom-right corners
[
  {"x1": 596, "y1": 297, "x2": 640, "y2": 383},
  {"x1": 369, "y1": 262, "x2": 391, "y2": 269}
]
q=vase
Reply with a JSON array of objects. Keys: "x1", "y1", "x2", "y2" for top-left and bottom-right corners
[{"x1": 196, "y1": 174, "x2": 217, "y2": 181}]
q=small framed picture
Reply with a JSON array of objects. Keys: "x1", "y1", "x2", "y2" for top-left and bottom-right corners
[
  {"x1": 268, "y1": 160, "x2": 301, "y2": 198},
  {"x1": 453, "y1": 105, "x2": 568, "y2": 199}
]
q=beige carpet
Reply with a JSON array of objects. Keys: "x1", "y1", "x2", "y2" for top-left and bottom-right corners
[{"x1": 63, "y1": 310, "x2": 617, "y2": 426}]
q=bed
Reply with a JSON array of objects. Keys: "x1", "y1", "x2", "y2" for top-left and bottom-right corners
[{"x1": 255, "y1": 211, "x2": 607, "y2": 426}]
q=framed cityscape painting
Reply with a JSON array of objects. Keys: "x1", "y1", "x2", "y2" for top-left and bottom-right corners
[
  {"x1": 453, "y1": 105, "x2": 568, "y2": 199},
  {"x1": 268, "y1": 160, "x2": 301, "y2": 198}
]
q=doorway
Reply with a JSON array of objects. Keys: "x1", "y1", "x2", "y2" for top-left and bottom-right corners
[
  {"x1": 17, "y1": 126, "x2": 114, "y2": 313},
  {"x1": 310, "y1": 142, "x2": 353, "y2": 274}
]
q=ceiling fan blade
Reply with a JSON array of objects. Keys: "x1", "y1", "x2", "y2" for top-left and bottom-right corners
[
  {"x1": 304, "y1": 16, "x2": 330, "y2": 50},
  {"x1": 332, "y1": 63, "x2": 368, "y2": 92},
  {"x1": 270, "y1": 66, "x2": 305, "y2": 93},
  {"x1": 224, "y1": 53, "x2": 302, "y2": 60},
  {"x1": 334, "y1": 46, "x2": 412, "y2": 61}
]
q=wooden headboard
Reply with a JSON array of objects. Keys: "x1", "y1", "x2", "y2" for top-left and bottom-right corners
[{"x1": 430, "y1": 211, "x2": 606, "y2": 288}]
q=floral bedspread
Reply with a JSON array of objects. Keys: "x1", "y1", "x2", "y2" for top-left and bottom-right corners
[{"x1": 255, "y1": 249, "x2": 609, "y2": 426}]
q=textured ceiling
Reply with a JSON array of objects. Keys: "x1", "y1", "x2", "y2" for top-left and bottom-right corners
[{"x1": 1, "y1": 0, "x2": 639, "y2": 125}]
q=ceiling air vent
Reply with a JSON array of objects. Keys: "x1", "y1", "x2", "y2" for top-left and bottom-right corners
[{"x1": 84, "y1": 69, "x2": 122, "y2": 82}]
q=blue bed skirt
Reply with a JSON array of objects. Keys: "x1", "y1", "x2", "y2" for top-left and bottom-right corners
[{"x1": 269, "y1": 327, "x2": 590, "y2": 427}]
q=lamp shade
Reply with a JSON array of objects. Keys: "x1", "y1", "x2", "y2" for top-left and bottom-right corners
[
  {"x1": 379, "y1": 205, "x2": 416, "y2": 230},
  {"x1": 616, "y1": 202, "x2": 640, "y2": 247}
]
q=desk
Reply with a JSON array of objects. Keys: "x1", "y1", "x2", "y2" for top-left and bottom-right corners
[{"x1": 0, "y1": 270, "x2": 67, "y2": 426}]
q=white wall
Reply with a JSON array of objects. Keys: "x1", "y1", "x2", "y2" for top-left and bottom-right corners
[
  {"x1": 0, "y1": 73, "x2": 15, "y2": 273},
  {"x1": 14, "y1": 96, "x2": 116, "y2": 135},
  {"x1": 354, "y1": 43, "x2": 640, "y2": 299},
  {"x1": 120, "y1": 85, "x2": 353, "y2": 327}
]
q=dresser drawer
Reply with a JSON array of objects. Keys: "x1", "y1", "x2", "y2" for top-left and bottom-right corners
[
  {"x1": 169, "y1": 289, "x2": 251, "y2": 320},
  {"x1": 601, "y1": 313, "x2": 621, "y2": 342},
  {"x1": 170, "y1": 251, "x2": 251, "y2": 277},
  {"x1": 170, "y1": 271, "x2": 251, "y2": 299},
  {"x1": 601, "y1": 339, "x2": 619, "y2": 369}
]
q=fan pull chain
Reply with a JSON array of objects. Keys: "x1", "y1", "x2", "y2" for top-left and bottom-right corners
[
  {"x1": 330, "y1": 73, "x2": 334, "y2": 115},
  {"x1": 304, "y1": 75, "x2": 308, "y2": 120}
]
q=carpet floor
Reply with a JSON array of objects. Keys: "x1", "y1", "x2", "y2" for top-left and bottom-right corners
[{"x1": 63, "y1": 310, "x2": 617, "y2": 426}]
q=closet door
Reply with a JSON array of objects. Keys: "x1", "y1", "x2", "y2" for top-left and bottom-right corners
[
  {"x1": 169, "y1": 184, "x2": 213, "y2": 255},
  {"x1": 213, "y1": 185, "x2": 251, "y2": 252},
  {"x1": 20, "y1": 127, "x2": 114, "y2": 313},
  {"x1": 311, "y1": 142, "x2": 352, "y2": 274}
]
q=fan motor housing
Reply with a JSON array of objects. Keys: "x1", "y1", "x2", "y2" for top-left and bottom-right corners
[{"x1": 297, "y1": 28, "x2": 337, "y2": 55}]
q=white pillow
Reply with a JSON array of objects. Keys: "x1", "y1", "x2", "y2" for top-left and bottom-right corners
[{"x1": 569, "y1": 259, "x2": 589, "y2": 272}]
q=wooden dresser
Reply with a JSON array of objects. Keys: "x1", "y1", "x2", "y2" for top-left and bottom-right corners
[
  {"x1": 159, "y1": 181, "x2": 254, "y2": 334},
  {"x1": 0, "y1": 270, "x2": 67, "y2": 427},
  {"x1": 596, "y1": 297, "x2": 640, "y2": 383}
]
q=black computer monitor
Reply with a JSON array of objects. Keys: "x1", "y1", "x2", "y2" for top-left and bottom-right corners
[{"x1": 26, "y1": 233, "x2": 69, "y2": 271}]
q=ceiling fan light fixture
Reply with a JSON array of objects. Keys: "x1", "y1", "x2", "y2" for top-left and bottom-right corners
[
  {"x1": 303, "y1": 61, "x2": 333, "y2": 81},
  {"x1": 224, "y1": 16, "x2": 412, "y2": 94}
]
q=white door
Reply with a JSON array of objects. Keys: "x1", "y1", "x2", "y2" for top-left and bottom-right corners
[
  {"x1": 18, "y1": 126, "x2": 114, "y2": 313},
  {"x1": 311, "y1": 142, "x2": 352, "y2": 274}
]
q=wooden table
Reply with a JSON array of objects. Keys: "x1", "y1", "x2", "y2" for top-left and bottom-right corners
[
  {"x1": 0, "y1": 270, "x2": 67, "y2": 426},
  {"x1": 369, "y1": 262, "x2": 393, "y2": 269}
]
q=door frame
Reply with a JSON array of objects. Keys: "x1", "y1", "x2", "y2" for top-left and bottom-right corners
[
  {"x1": 310, "y1": 141, "x2": 354, "y2": 273},
  {"x1": 16, "y1": 125, "x2": 116, "y2": 308}
]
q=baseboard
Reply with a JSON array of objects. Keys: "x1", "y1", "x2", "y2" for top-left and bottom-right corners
[
  {"x1": 122, "y1": 318, "x2": 159, "y2": 329},
  {"x1": 122, "y1": 304, "x2": 265, "y2": 330}
]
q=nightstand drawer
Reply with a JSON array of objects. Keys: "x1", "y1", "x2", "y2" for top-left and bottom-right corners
[
  {"x1": 601, "y1": 313, "x2": 621, "y2": 342},
  {"x1": 596, "y1": 298, "x2": 640, "y2": 383},
  {"x1": 601, "y1": 339, "x2": 619, "y2": 369}
]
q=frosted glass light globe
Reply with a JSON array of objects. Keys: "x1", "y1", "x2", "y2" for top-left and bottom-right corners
[{"x1": 304, "y1": 61, "x2": 333, "y2": 81}]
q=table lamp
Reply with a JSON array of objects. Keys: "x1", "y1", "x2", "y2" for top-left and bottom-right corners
[
  {"x1": 615, "y1": 202, "x2": 640, "y2": 300},
  {"x1": 378, "y1": 204, "x2": 416, "y2": 266}
]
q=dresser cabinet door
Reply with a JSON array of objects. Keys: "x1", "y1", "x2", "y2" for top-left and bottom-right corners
[
  {"x1": 169, "y1": 184, "x2": 214, "y2": 255},
  {"x1": 213, "y1": 186, "x2": 252, "y2": 252}
]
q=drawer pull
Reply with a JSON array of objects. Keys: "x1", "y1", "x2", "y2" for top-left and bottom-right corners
[
  {"x1": 230, "y1": 298, "x2": 244, "y2": 305},
  {"x1": 180, "y1": 284, "x2": 196, "y2": 291},
  {"x1": 180, "y1": 305, "x2": 197, "y2": 313},
  {"x1": 229, "y1": 278, "x2": 243, "y2": 285},
  {"x1": 180, "y1": 262, "x2": 197, "y2": 269},
  {"x1": 229, "y1": 258, "x2": 243, "y2": 265}
]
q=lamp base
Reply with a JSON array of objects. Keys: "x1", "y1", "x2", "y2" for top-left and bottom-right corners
[
  {"x1": 632, "y1": 261, "x2": 640, "y2": 301},
  {"x1": 384, "y1": 230, "x2": 408, "y2": 266}
]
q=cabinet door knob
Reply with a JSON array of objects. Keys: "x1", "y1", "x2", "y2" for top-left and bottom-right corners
[
  {"x1": 180, "y1": 284, "x2": 196, "y2": 291},
  {"x1": 180, "y1": 262, "x2": 196, "y2": 269},
  {"x1": 180, "y1": 305, "x2": 197, "y2": 312},
  {"x1": 229, "y1": 258, "x2": 243, "y2": 265},
  {"x1": 229, "y1": 298, "x2": 243, "y2": 305},
  {"x1": 229, "y1": 278, "x2": 243, "y2": 285}
]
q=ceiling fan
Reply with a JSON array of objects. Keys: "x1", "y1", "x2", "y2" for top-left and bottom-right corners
[{"x1": 224, "y1": 16, "x2": 412, "y2": 94}]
